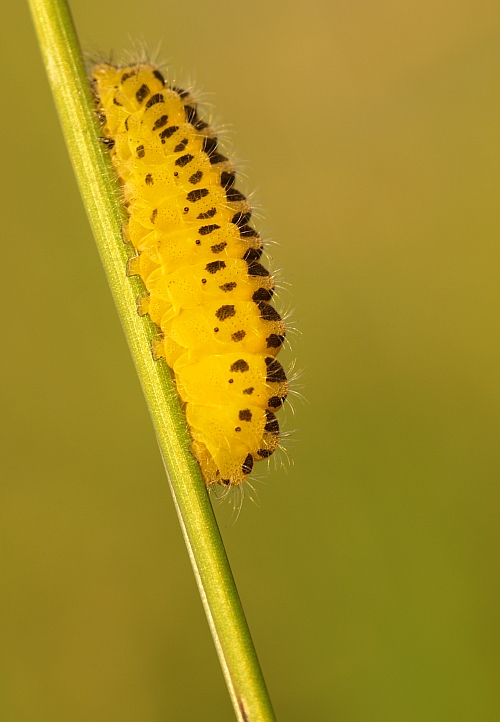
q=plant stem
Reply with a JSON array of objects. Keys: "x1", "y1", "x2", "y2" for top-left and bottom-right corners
[{"x1": 27, "y1": 1, "x2": 277, "y2": 719}]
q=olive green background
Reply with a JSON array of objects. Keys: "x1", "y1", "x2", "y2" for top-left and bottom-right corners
[{"x1": 1, "y1": 1, "x2": 500, "y2": 719}]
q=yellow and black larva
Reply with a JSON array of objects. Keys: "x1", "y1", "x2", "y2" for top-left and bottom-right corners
[{"x1": 92, "y1": 62, "x2": 288, "y2": 487}]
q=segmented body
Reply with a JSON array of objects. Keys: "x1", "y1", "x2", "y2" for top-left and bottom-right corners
[{"x1": 92, "y1": 63, "x2": 288, "y2": 486}]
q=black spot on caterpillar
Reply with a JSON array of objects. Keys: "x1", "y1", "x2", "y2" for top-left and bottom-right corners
[
  {"x1": 146, "y1": 93, "x2": 164, "y2": 108},
  {"x1": 197, "y1": 208, "x2": 217, "y2": 219},
  {"x1": 267, "y1": 396, "x2": 283, "y2": 408},
  {"x1": 241, "y1": 454, "x2": 254, "y2": 474},
  {"x1": 232, "y1": 212, "x2": 252, "y2": 227},
  {"x1": 215, "y1": 305, "x2": 236, "y2": 322},
  {"x1": 184, "y1": 105, "x2": 197, "y2": 122},
  {"x1": 121, "y1": 71, "x2": 136, "y2": 83},
  {"x1": 264, "y1": 410, "x2": 280, "y2": 434},
  {"x1": 266, "y1": 334, "x2": 285, "y2": 349},
  {"x1": 240, "y1": 225, "x2": 259, "y2": 238},
  {"x1": 206, "y1": 261, "x2": 226, "y2": 274},
  {"x1": 187, "y1": 188, "x2": 209, "y2": 202},
  {"x1": 153, "y1": 69, "x2": 165, "y2": 84},
  {"x1": 159, "y1": 125, "x2": 178, "y2": 140},
  {"x1": 189, "y1": 171, "x2": 203, "y2": 184},
  {"x1": 152, "y1": 115, "x2": 169, "y2": 131},
  {"x1": 247, "y1": 262, "x2": 269, "y2": 277},
  {"x1": 258, "y1": 302, "x2": 282, "y2": 322},
  {"x1": 211, "y1": 242, "x2": 227, "y2": 254},
  {"x1": 265, "y1": 357, "x2": 287, "y2": 383},
  {"x1": 135, "y1": 83, "x2": 150, "y2": 104},
  {"x1": 230, "y1": 359, "x2": 250, "y2": 373},
  {"x1": 220, "y1": 171, "x2": 235, "y2": 189},
  {"x1": 226, "y1": 188, "x2": 247, "y2": 202},
  {"x1": 175, "y1": 154, "x2": 194, "y2": 167},
  {"x1": 199, "y1": 224, "x2": 220, "y2": 235},
  {"x1": 209, "y1": 153, "x2": 228, "y2": 165},
  {"x1": 173, "y1": 86, "x2": 189, "y2": 99},
  {"x1": 244, "y1": 248, "x2": 263, "y2": 263},
  {"x1": 252, "y1": 288, "x2": 273, "y2": 302},
  {"x1": 174, "y1": 139, "x2": 189, "y2": 153},
  {"x1": 202, "y1": 137, "x2": 218, "y2": 156}
]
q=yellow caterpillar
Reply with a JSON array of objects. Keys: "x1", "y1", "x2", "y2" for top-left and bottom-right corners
[{"x1": 92, "y1": 62, "x2": 288, "y2": 487}]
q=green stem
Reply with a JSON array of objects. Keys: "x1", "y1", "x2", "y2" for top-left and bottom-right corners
[{"x1": 27, "y1": 1, "x2": 277, "y2": 720}]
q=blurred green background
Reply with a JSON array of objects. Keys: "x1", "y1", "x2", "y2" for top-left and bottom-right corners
[{"x1": 1, "y1": 0, "x2": 500, "y2": 719}]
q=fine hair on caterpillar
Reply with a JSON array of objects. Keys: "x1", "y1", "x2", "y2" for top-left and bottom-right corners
[
  {"x1": 92, "y1": 56, "x2": 295, "y2": 490},
  {"x1": 212, "y1": 475, "x2": 262, "y2": 523}
]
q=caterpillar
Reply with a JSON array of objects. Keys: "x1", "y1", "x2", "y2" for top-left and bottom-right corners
[{"x1": 92, "y1": 62, "x2": 288, "y2": 488}]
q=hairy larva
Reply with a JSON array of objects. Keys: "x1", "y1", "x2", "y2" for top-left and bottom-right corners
[{"x1": 92, "y1": 62, "x2": 289, "y2": 487}]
